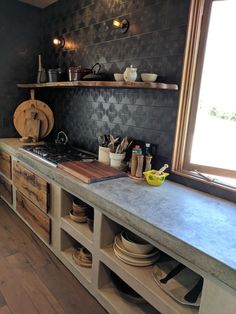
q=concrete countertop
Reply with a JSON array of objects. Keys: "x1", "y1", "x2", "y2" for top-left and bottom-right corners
[{"x1": 1, "y1": 138, "x2": 236, "y2": 290}]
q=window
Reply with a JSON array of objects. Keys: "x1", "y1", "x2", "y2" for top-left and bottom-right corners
[{"x1": 172, "y1": 0, "x2": 236, "y2": 190}]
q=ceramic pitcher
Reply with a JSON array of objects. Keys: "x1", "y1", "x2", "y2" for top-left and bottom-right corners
[{"x1": 124, "y1": 65, "x2": 137, "y2": 82}]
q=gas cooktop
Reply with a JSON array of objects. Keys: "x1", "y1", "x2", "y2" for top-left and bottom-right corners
[{"x1": 21, "y1": 144, "x2": 97, "y2": 167}]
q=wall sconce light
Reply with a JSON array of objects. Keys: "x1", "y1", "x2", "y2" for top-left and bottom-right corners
[
  {"x1": 52, "y1": 37, "x2": 65, "y2": 48},
  {"x1": 113, "y1": 19, "x2": 129, "y2": 33}
]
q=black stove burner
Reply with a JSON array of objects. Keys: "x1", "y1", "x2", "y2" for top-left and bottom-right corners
[{"x1": 22, "y1": 144, "x2": 96, "y2": 166}]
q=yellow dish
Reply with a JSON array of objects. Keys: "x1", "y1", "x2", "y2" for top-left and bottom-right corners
[{"x1": 143, "y1": 170, "x2": 169, "y2": 186}]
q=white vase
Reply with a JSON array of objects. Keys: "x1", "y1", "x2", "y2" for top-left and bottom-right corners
[
  {"x1": 109, "y1": 152, "x2": 125, "y2": 168},
  {"x1": 98, "y1": 146, "x2": 110, "y2": 165}
]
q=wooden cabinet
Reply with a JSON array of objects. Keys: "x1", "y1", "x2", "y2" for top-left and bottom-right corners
[
  {"x1": 0, "y1": 174, "x2": 12, "y2": 204},
  {"x1": 0, "y1": 151, "x2": 11, "y2": 179},
  {"x1": 16, "y1": 191, "x2": 51, "y2": 243},
  {"x1": 13, "y1": 161, "x2": 49, "y2": 213}
]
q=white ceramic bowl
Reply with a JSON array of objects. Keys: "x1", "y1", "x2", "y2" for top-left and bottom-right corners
[
  {"x1": 114, "y1": 73, "x2": 124, "y2": 81},
  {"x1": 121, "y1": 230, "x2": 154, "y2": 254},
  {"x1": 141, "y1": 73, "x2": 158, "y2": 82},
  {"x1": 115, "y1": 234, "x2": 158, "y2": 259}
]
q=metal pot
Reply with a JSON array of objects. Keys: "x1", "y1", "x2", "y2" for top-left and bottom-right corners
[{"x1": 68, "y1": 66, "x2": 92, "y2": 81}]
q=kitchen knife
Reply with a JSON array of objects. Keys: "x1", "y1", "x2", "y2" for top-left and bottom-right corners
[
  {"x1": 160, "y1": 263, "x2": 185, "y2": 284},
  {"x1": 184, "y1": 277, "x2": 203, "y2": 303}
]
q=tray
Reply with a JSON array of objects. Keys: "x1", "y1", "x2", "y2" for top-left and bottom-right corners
[{"x1": 152, "y1": 258, "x2": 202, "y2": 307}]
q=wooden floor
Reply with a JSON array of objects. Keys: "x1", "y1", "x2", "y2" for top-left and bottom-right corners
[{"x1": 0, "y1": 199, "x2": 107, "y2": 314}]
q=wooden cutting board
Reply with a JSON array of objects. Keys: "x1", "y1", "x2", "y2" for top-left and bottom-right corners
[
  {"x1": 58, "y1": 161, "x2": 127, "y2": 183},
  {"x1": 24, "y1": 117, "x2": 40, "y2": 139}
]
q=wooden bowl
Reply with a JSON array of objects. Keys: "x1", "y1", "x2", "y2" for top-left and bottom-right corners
[
  {"x1": 73, "y1": 202, "x2": 87, "y2": 214},
  {"x1": 69, "y1": 210, "x2": 87, "y2": 223},
  {"x1": 72, "y1": 248, "x2": 92, "y2": 268}
]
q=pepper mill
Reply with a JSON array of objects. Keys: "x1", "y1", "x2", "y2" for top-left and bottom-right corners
[
  {"x1": 136, "y1": 154, "x2": 144, "y2": 178},
  {"x1": 131, "y1": 151, "x2": 137, "y2": 176},
  {"x1": 145, "y1": 155, "x2": 152, "y2": 171}
]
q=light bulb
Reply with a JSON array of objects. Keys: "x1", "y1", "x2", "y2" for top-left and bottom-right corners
[
  {"x1": 53, "y1": 38, "x2": 61, "y2": 45},
  {"x1": 52, "y1": 37, "x2": 65, "y2": 48},
  {"x1": 113, "y1": 19, "x2": 121, "y2": 28}
]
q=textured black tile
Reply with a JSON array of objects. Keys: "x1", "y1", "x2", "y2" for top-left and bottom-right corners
[{"x1": 0, "y1": 1, "x2": 42, "y2": 138}]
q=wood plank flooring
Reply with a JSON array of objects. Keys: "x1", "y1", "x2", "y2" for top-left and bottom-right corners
[{"x1": 0, "y1": 199, "x2": 107, "y2": 314}]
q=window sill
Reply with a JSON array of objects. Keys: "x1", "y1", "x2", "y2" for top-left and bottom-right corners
[{"x1": 170, "y1": 169, "x2": 236, "y2": 203}]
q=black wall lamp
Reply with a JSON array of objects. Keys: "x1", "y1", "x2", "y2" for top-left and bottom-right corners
[
  {"x1": 53, "y1": 37, "x2": 65, "y2": 48},
  {"x1": 113, "y1": 19, "x2": 129, "y2": 33}
]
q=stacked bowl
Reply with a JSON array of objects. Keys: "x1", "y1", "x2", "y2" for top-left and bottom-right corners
[
  {"x1": 72, "y1": 246, "x2": 92, "y2": 268},
  {"x1": 113, "y1": 230, "x2": 160, "y2": 266},
  {"x1": 70, "y1": 198, "x2": 94, "y2": 230}
]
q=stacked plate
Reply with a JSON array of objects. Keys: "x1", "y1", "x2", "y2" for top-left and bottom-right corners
[
  {"x1": 113, "y1": 232, "x2": 160, "y2": 266},
  {"x1": 69, "y1": 198, "x2": 94, "y2": 226},
  {"x1": 72, "y1": 246, "x2": 92, "y2": 268}
]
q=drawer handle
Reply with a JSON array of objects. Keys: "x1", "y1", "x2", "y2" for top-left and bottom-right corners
[
  {"x1": 21, "y1": 199, "x2": 26, "y2": 209},
  {"x1": 23, "y1": 172, "x2": 35, "y2": 181}
]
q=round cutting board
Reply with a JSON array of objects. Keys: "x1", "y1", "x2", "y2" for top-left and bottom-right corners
[{"x1": 13, "y1": 89, "x2": 54, "y2": 138}]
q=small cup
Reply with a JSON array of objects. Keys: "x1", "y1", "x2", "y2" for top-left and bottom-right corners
[{"x1": 114, "y1": 73, "x2": 124, "y2": 81}]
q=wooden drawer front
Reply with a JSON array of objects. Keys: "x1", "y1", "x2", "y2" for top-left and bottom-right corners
[
  {"x1": 16, "y1": 191, "x2": 51, "y2": 244},
  {"x1": 0, "y1": 175, "x2": 12, "y2": 204},
  {"x1": 13, "y1": 161, "x2": 49, "y2": 212},
  {"x1": 0, "y1": 151, "x2": 11, "y2": 179}
]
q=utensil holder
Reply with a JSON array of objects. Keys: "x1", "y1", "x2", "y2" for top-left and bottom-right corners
[
  {"x1": 98, "y1": 146, "x2": 110, "y2": 165},
  {"x1": 110, "y1": 152, "x2": 125, "y2": 168}
]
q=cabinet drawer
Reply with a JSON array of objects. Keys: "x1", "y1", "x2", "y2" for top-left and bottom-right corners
[
  {"x1": 16, "y1": 191, "x2": 51, "y2": 244},
  {"x1": 0, "y1": 175, "x2": 12, "y2": 204},
  {"x1": 13, "y1": 161, "x2": 49, "y2": 212},
  {"x1": 0, "y1": 151, "x2": 11, "y2": 179}
]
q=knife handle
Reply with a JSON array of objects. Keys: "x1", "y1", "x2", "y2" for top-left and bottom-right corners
[
  {"x1": 184, "y1": 277, "x2": 203, "y2": 303},
  {"x1": 160, "y1": 263, "x2": 185, "y2": 284}
]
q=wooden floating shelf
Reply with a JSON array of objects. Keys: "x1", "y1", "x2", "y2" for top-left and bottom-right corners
[{"x1": 17, "y1": 81, "x2": 178, "y2": 91}]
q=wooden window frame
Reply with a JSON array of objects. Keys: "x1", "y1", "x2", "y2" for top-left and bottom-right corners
[{"x1": 172, "y1": 0, "x2": 236, "y2": 190}]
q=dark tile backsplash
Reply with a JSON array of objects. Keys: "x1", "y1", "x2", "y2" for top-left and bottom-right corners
[
  {"x1": 0, "y1": 0, "x2": 42, "y2": 137},
  {"x1": 39, "y1": 87, "x2": 179, "y2": 159},
  {"x1": 0, "y1": 0, "x2": 190, "y2": 162},
  {"x1": 39, "y1": 0, "x2": 190, "y2": 162}
]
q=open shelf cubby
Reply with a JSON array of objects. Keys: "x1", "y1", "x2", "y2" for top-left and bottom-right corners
[
  {"x1": 98, "y1": 262, "x2": 160, "y2": 314},
  {"x1": 99, "y1": 214, "x2": 199, "y2": 314},
  {"x1": 60, "y1": 229, "x2": 92, "y2": 283},
  {"x1": 60, "y1": 189, "x2": 94, "y2": 252}
]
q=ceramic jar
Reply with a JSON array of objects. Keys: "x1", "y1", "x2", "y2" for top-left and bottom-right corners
[
  {"x1": 98, "y1": 146, "x2": 110, "y2": 165},
  {"x1": 109, "y1": 152, "x2": 125, "y2": 168},
  {"x1": 123, "y1": 65, "x2": 137, "y2": 82}
]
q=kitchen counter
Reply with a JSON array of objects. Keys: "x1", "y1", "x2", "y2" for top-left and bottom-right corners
[{"x1": 1, "y1": 138, "x2": 236, "y2": 292}]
